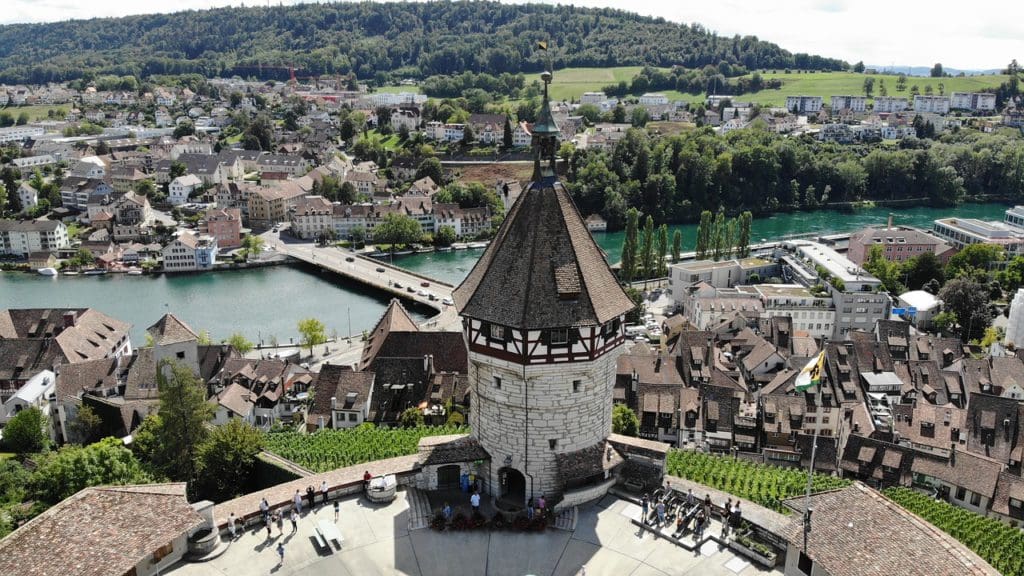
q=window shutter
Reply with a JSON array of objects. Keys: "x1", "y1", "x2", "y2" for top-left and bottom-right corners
[
  {"x1": 503, "y1": 326, "x2": 513, "y2": 343},
  {"x1": 569, "y1": 328, "x2": 580, "y2": 345}
]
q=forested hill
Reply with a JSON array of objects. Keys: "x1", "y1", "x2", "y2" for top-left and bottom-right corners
[{"x1": 0, "y1": 1, "x2": 846, "y2": 85}]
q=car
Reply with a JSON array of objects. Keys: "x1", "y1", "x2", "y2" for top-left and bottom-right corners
[
  {"x1": 376, "y1": 267, "x2": 385, "y2": 273},
  {"x1": 428, "y1": 293, "x2": 437, "y2": 301},
  {"x1": 272, "y1": 226, "x2": 279, "y2": 232},
  {"x1": 420, "y1": 281, "x2": 430, "y2": 287},
  {"x1": 407, "y1": 287, "x2": 416, "y2": 293},
  {"x1": 442, "y1": 297, "x2": 454, "y2": 306},
  {"x1": 393, "y1": 282, "x2": 403, "y2": 289},
  {"x1": 418, "y1": 289, "x2": 429, "y2": 297},
  {"x1": 345, "y1": 256, "x2": 354, "y2": 262}
]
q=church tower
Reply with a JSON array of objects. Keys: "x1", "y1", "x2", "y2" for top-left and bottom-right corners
[{"x1": 452, "y1": 71, "x2": 635, "y2": 504}]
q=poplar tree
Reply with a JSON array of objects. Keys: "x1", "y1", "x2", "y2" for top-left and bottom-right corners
[
  {"x1": 621, "y1": 208, "x2": 640, "y2": 282},
  {"x1": 640, "y1": 215, "x2": 655, "y2": 280},
  {"x1": 737, "y1": 211, "x2": 753, "y2": 258},
  {"x1": 672, "y1": 229, "x2": 682, "y2": 263},
  {"x1": 696, "y1": 210, "x2": 713, "y2": 259},
  {"x1": 656, "y1": 224, "x2": 669, "y2": 277}
]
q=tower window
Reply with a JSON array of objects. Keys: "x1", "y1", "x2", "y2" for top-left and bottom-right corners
[
  {"x1": 494, "y1": 376, "x2": 502, "y2": 389},
  {"x1": 549, "y1": 439, "x2": 558, "y2": 450},
  {"x1": 549, "y1": 328, "x2": 568, "y2": 345},
  {"x1": 489, "y1": 324, "x2": 505, "y2": 340},
  {"x1": 573, "y1": 380, "x2": 581, "y2": 392}
]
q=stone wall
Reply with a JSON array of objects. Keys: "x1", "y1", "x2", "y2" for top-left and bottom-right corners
[
  {"x1": 470, "y1": 347, "x2": 623, "y2": 501},
  {"x1": 556, "y1": 477, "x2": 617, "y2": 511}
]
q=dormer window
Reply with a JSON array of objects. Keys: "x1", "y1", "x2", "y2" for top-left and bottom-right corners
[
  {"x1": 490, "y1": 324, "x2": 505, "y2": 340},
  {"x1": 549, "y1": 328, "x2": 569, "y2": 346}
]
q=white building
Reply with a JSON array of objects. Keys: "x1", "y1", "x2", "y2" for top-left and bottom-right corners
[
  {"x1": 830, "y1": 95, "x2": 867, "y2": 112},
  {"x1": 0, "y1": 125, "x2": 44, "y2": 144},
  {"x1": 512, "y1": 122, "x2": 532, "y2": 147},
  {"x1": 932, "y1": 217, "x2": 1024, "y2": 257},
  {"x1": 69, "y1": 156, "x2": 107, "y2": 179},
  {"x1": 0, "y1": 219, "x2": 69, "y2": 256},
  {"x1": 162, "y1": 231, "x2": 217, "y2": 272},
  {"x1": 741, "y1": 284, "x2": 836, "y2": 340},
  {"x1": 580, "y1": 92, "x2": 607, "y2": 104},
  {"x1": 913, "y1": 95, "x2": 951, "y2": 114},
  {"x1": 638, "y1": 93, "x2": 668, "y2": 106},
  {"x1": 950, "y1": 92, "x2": 996, "y2": 112},
  {"x1": 0, "y1": 369, "x2": 55, "y2": 427},
  {"x1": 785, "y1": 95, "x2": 823, "y2": 114},
  {"x1": 168, "y1": 174, "x2": 203, "y2": 206},
  {"x1": 1006, "y1": 288, "x2": 1024, "y2": 348},
  {"x1": 874, "y1": 96, "x2": 909, "y2": 113},
  {"x1": 290, "y1": 195, "x2": 335, "y2": 240},
  {"x1": 17, "y1": 182, "x2": 39, "y2": 211},
  {"x1": 896, "y1": 290, "x2": 942, "y2": 330}
]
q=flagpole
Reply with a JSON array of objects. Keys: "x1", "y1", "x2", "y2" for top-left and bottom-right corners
[{"x1": 803, "y1": 341, "x2": 826, "y2": 554}]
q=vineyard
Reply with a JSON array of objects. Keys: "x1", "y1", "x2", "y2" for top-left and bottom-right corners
[
  {"x1": 883, "y1": 487, "x2": 1024, "y2": 576},
  {"x1": 264, "y1": 425, "x2": 469, "y2": 473},
  {"x1": 666, "y1": 450, "x2": 850, "y2": 513}
]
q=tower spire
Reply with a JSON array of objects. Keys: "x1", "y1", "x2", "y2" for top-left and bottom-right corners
[{"x1": 531, "y1": 70, "x2": 560, "y2": 181}]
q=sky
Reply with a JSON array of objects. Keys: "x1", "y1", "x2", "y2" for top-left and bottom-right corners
[{"x1": 0, "y1": 0, "x2": 1020, "y2": 71}]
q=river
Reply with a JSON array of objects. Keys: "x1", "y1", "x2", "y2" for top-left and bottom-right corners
[
  {"x1": 0, "y1": 202, "x2": 1011, "y2": 342},
  {"x1": 0, "y1": 262, "x2": 429, "y2": 346}
]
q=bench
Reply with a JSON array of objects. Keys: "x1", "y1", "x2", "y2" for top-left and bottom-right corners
[
  {"x1": 316, "y1": 519, "x2": 343, "y2": 549},
  {"x1": 312, "y1": 528, "x2": 328, "y2": 550}
]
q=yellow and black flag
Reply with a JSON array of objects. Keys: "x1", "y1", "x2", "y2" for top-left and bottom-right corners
[{"x1": 537, "y1": 40, "x2": 548, "y2": 51}]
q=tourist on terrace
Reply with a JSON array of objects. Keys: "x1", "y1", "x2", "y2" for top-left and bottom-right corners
[
  {"x1": 686, "y1": 489, "x2": 695, "y2": 507},
  {"x1": 730, "y1": 501, "x2": 743, "y2": 533},
  {"x1": 537, "y1": 494, "x2": 547, "y2": 517},
  {"x1": 334, "y1": 500, "x2": 340, "y2": 522},
  {"x1": 470, "y1": 491, "x2": 481, "y2": 513},
  {"x1": 656, "y1": 500, "x2": 666, "y2": 526},
  {"x1": 722, "y1": 499, "x2": 733, "y2": 537},
  {"x1": 321, "y1": 480, "x2": 329, "y2": 506},
  {"x1": 526, "y1": 498, "x2": 534, "y2": 520},
  {"x1": 694, "y1": 510, "x2": 707, "y2": 540},
  {"x1": 259, "y1": 497, "x2": 270, "y2": 524},
  {"x1": 363, "y1": 470, "x2": 372, "y2": 484},
  {"x1": 306, "y1": 485, "x2": 316, "y2": 509},
  {"x1": 442, "y1": 502, "x2": 453, "y2": 522},
  {"x1": 293, "y1": 489, "x2": 303, "y2": 514},
  {"x1": 640, "y1": 494, "x2": 650, "y2": 525},
  {"x1": 275, "y1": 511, "x2": 284, "y2": 536},
  {"x1": 703, "y1": 494, "x2": 712, "y2": 519}
]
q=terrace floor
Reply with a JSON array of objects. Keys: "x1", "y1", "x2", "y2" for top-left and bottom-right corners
[{"x1": 168, "y1": 491, "x2": 784, "y2": 576}]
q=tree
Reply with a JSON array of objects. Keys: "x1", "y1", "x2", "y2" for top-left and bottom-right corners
[
  {"x1": 169, "y1": 161, "x2": 187, "y2": 180},
  {"x1": 0, "y1": 183, "x2": 6, "y2": 217},
  {"x1": 621, "y1": 207, "x2": 640, "y2": 282},
  {"x1": 243, "y1": 112, "x2": 274, "y2": 151},
  {"x1": 863, "y1": 244, "x2": 904, "y2": 294},
  {"x1": 69, "y1": 404, "x2": 104, "y2": 445},
  {"x1": 173, "y1": 119, "x2": 195, "y2": 139},
  {"x1": 671, "y1": 229, "x2": 682, "y2": 263},
  {"x1": 435, "y1": 225, "x2": 457, "y2": 246},
  {"x1": 461, "y1": 124, "x2": 475, "y2": 147},
  {"x1": 896, "y1": 73, "x2": 907, "y2": 92},
  {"x1": 297, "y1": 317, "x2": 327, "y2": 355},
  {"x1": 946, "y1": 244, "x2": 1003, "y2": 281},
  {"x1": 151, "y1": 359, "x2": 214, "y2": 486},
  {"x1": 711, "y1": 210, "x2": 727, "y2": 261},
  {"x1": 939, "y1": 278, "x2": 992, "y2": 341},
  {"x1": 612, "y1": 404, "x2": 639, "y2": 437},
  {"x1": 27, "y1": 438, "x2": 152, "y2": 504},
  {"x1": 931, "y1": 311, "x2": 957, "y2": 335},
  {"x1": 852, "y1": 61, "x2": 865, "y2": 73},
  {"x1": 656, "y1": 224, "x2": 669, "y2": 277},
  {"x1": 2, "y1": 407, "x2": 48, "y2": 453},
  {"x1": 414, "y1": 157, "x2": 443, "y2": 185},
  {"x1": 133, "y1": 179, "x2": 156, "y2": 197},
  {"x1": 374, "y1": 212, "x2": 423, "y2": 247},
  {"x1": 400, "y1": 407, "x2": 425, "y2": 428},
  {"x1": 241, "y1": 234, "x2": 264, "y2": 261},
  {"x1": 226, "y1": 332, "x2": 254, "y2": 355},
  {"x1": 639, "y1": 215, "x2": 655, "y2": 280},
  {"x1": 903, "y1": 252, "x2": 945, "y2": 291},
  {"x1": 878, "y1": 78, "x2": 887, "y2": 97},
  {"x1": 502, "y1": 117, "x2": 514, "y2": 149},
  {"x1": 193, "y1": 419, "x2": 264, "y2": 501},
  {"x1": 16, "y1": 111, "x2": 29, "y2": 126},
  {"x1": 736, "y1": 211, "x2": 752, "y2": 258},
  {"x1": 863, "y1": 77, "x2": 874, "y2": 98},
  {"x1": 930, "y1": 63, "x2": 944, "y2": 77},
  {"x1": 696, "y1": 210, "x2": 713, "y2": 259}
]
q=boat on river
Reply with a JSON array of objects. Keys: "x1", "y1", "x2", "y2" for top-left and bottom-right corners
[
  {"x1": 83, "y1": 269, "x2": 108, "y2": 276},
  {"x1": 436, "y1": 246, "x2": 452, "y2": 252},
  {"x1": 392, "y1": 250, "x2": 413, "y2": 256},
  {"x1": 126, "y1": 269, "x2": 143, "y2": 276},
  {"x1": 63, "y1": 271, "x2": 80, "y2": 276},
  {"x1": 37, "y1": 267, "x2": 58, "y2": 276},
  {"x1": 467, "y1": 242, "x2": 489, "y2": 249}
]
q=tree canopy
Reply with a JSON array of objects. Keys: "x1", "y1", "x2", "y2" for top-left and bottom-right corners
[
  {"x1": 2, "y1": 407, "x2": 48, "y2": 454},
  {"x1": 193, "y1": 419, "x2": 265, "y2": 502},
  {"x1": 28, "y1": 438, "x2": 153, "y2": 504}
]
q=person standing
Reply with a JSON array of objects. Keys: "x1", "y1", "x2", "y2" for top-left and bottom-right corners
[
  {"x1": 334, "y1": 500, "x2": 340, "y2": 522},
  {"x1": 640, "y1": 494, "x2": 650, "y2": 525},
  {"x1": 306, "y1": 485, "x2": 316, "y2": 509},
  {"x1": 294, "y1": 489, "x2": 303, "y2": 514},
  {"x1": 526, "y1": 498, "x2": 534, "y2": 520},
  {"x1": 730, "y1": 501, "x2": 743, "y2": 534},
  {"x1": 722, "y1": 499, "x2": 733, "y2": 537},
  {"x1": 470, "y1": 491, "x2": 481, "y2": 513},
  {"x1": 259, "y1": 497, "x2": 270, "y2": 524},
  {"x1": 703, "y1": 494, "x2": 712, "y2": 519},
  {"x1": 537, "y1": 494, "x2": 546, "y2": 518},
  {"x1": 321, "y1": 480, "x2": 329, "y2": 507},
  {"x1": 686, "y1": 489, "x2": 695, "y2": 507},
  {"x1": 276, "y1": 542, "x2": 285, "y2": 565},
  {"x1": 290, "y1": 509, "x2": 299, "y2": 533},
  {"x1": 694, "y1": 510, "x2": 706, "y2": 540},
  {"x1": 265, "y1": 514, "x2": 272, "y2": 539},
  {"x1": 227, "y1": 512, "x2": 237, "y2": 540},
  {"x1": 656, "y1": 500, "x2": 666, "y2": 527},
  {"x1": 443, "y1": 501, "x2": 453, "y2": 522},
  {"x1": 275, "y1": 511, "x2": 284, "y2": 536}
]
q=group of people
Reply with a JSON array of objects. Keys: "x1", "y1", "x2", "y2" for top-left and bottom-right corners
[
  {"x1": 640, "y1": 485, "x2": 744, "y2": 543},
  {"x1": 526, "y1": 494, "x2": 547, "y2": 520}
]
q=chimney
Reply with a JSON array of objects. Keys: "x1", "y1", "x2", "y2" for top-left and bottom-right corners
[
  {"x1": 63, "y1": 311, "x2": 76, "y2": 329},
  {"x1": 318, "y1": 415, "x2": 325, "y2": 430},
  {"x1": 950, "y1": 441, "x2": 956, "y2": 466},
  {"x1": 887, "y1": 213, "x2": 894, "y2": 230},
  {"x1": 654, "y1": 357, "x2": 662, "y2": 373},
  {"x1": 423, "y1": 355, "x2": 429, "y2": 372},
  {"x1": 331, "y1": 396, "x2": 337, "y2": 410}
]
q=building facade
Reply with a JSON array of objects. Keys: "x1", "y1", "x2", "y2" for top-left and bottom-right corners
[{"x1": 0, "y1": 220, "x2": 69, "y2": 256}]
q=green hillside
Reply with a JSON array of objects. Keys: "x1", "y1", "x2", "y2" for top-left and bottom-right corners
[
  {"x1": 0, "y1": 0, "x2": 847, "y2": 85},
  {"x1": 531, "y1": 68, "x2": 1007, "y2": 106}
]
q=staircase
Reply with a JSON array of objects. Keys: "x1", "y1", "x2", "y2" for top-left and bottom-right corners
[
  {"x1": 552, "y1": 505, "x2": 578, "y2": 532},
  {"x1": 405, "y1": 487, "x2": 433, "y2": 531}
]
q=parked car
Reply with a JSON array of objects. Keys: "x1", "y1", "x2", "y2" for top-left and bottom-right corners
[
  {"x1": 418, "y1": 289, "x2": 429, "y2": 297},
  {"x1": 442, "y1": 297, "x2": 454, "y2": 306},
  {"x1": 345, "y1": 256, "x2": 355, "y2": 262},
  {"x1": 420, "y1": 281, "x2": 430, "y2": 287},
  {"x1": 394, "y1": 282, "x2": 403, "y2": 289},
  {"x1": 376, "y1": 267, "x2": 385, "y2": 273},
  {"x1": 407, "y1": 287, "x2": 416, "y2": 293}
]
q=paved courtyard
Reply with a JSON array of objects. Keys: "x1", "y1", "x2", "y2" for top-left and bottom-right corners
[{"x1": 169, "y1": 491, "x2": 784, "y2": 576}]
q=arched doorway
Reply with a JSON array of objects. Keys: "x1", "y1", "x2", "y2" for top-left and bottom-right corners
[
  {"x1": 498, "y1": 467, "x2": 526, "y2": 505},
  {"x1": 436, "y1": 465, "x2": 461, "y2": 490}
]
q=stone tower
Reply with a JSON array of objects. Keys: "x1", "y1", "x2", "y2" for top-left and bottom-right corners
[{"x1": 452, "y1": 71, "x2": 635, "y2": 504}]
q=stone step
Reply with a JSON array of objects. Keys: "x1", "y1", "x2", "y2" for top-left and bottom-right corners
[
  {"x1": 552, "y1": 505, "x2": 577, "y2": 532},
  {"x1": 405, "y1": 487, "x2": 433, "y2": 531}
]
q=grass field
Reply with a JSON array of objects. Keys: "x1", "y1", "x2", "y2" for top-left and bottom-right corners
[
  {"x1": 524, "y1": 67, "x2": 1007, "y2": 107},
  {"x1": 0, "y1": 103, "x2": 71, "y2": 121},
  {"x1": 376, "y1": 84, "x2": 422, "y2": 94}
]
